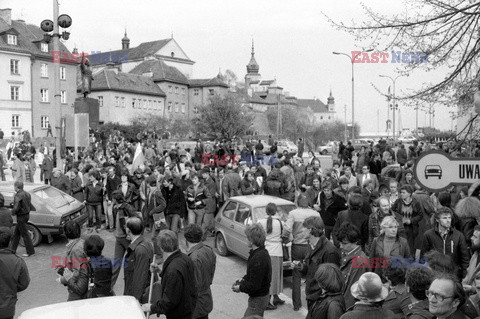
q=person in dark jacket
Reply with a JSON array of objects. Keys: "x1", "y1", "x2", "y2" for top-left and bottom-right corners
[
  {"x1": 51, "y1": 168, "x2": 72, "y2": 195},
  {"x1": 142, "y1": 230, "x2": 197, "y2": 319},
  {"x1": 118, "y1": 169, "x2": 139, "y2": 209},
  {"x1": 263, "y1": 169, "x2": 285, "y2": 198},
  {"x1": 293, "y1": 216, "x2": 341, "y2": 313},
  {"x1": 84, "y1": 235, "x2": 114, "y2": 298},
  {"x1": 404, "y1": 267, "x2": 435, "y2": 319},
  {"x1": 0, "y1": 193, "x2": 13, "y2": 228},
  {"x1": 110, "y1": 191, "x2": 137, "y2": 289},
  {"x1": 382, "y1": 267, "x2": 410, "y2": 317},
  {"x1": 426, "y1": 275, "x2": 468, "y2": 319},
  {"x1": 142, "y1": 176, "x2": 166, "y2": 232},
  {"x1": 420, "y1": 207, "x2": 470, "y2": 280},
  {"x1": 232, "y1": 223, "x2": 271, "y2": 317},
  {"x1": 185, "y1": 224, "x2": 216, "y2": 319},
  {"x1": 241, "y1": 171, "x2": 260, "y2": 195},
  {"x1": 124, "y1": 217, "x2": 153, "y2": 301},
  {"x1": 392, "y1": 185, "x2": 424, "y2": 253},
  {"x1": 9, "y1": 180, "x2": 35, "y2": 257},
  {"x1": 333, "y1": 193, "x2": 369, "y2": 249},
  {"x1": 186, "y1": 172, "x2": 211, "y2": 226},
  {"x1": 162, "y1": 176, "x2": 187, "y2": 232},
  {"x1": 0, "y1": 227, "x2": 30, "y2": 319},
  {"x1": 222, "y1": 166, "x2": 241, "y2": 199},
  {"x1": 306, "y1": 263, "x2": 345, "y2": 319},
  {"x1": 316, "y1": 180, "x2": 347, "y2": 240},
  {"x1": 397, "y1": 144, "x2": 408, "y2": 167},
  {"x1": 41, "y1": 153, "x2": 54, "y2": 185},
  {"x1": 105, "y1": 166, "x2": 121, "y2": 231},
  {"x1": 201, "y1": 168, "x2": 217, "y2": 236},
  {"x1": 69, "y1": 169, "x2": 84, "y2": 202},
  {"x1": 455, "y1": 196, "x2": 480, "y2": 249},
  {"x1": 85, "y1": 170, "x2": 104, "y2": 232}
]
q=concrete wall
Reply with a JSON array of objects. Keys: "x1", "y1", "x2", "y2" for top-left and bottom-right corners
[
  {"x1": 86, "y1": 91, "x2": 165, "y2": 125},
  {"x1": 0, "y1": 51, "x2": 32, "y2": 136},
  {"x1": 31, "y1": 58, "x2": 77, "y2": 137}
]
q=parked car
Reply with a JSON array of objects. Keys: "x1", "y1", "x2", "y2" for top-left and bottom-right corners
[
  {"x1": 0, "y1": 181, "x2": 87, "y2": 246},
  {"x1": 215, "y1": 195, "x2": 296, "y2": 259},
  {"x1": 18, "y1": 296, "x2": 144, "y2": 319},
  {"x1": 318, "y1": 141, "x2": 337, "y2": 155},
  {"x1": 352, "y1": 139, "x2": 373, "y2": 151},
  {"x1": 276, "y1": 140, "x2": 298, "y2": 155}
]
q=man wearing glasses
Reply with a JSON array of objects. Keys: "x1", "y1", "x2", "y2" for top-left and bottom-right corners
[{"x1": 426, "y1": 274, "x2": 468, "y2": 319}]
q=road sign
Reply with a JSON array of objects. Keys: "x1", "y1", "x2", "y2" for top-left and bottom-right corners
[{"x1": 414, "y1": 150, "x2": 480, "y2": 192}]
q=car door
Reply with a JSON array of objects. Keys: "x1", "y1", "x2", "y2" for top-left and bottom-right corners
[
  {"x1": 231, "y1": 203, "x2": 253, "y2": 259},
  {"x1": 217, "y1": 200, "x2": 238, "y2": 252}
]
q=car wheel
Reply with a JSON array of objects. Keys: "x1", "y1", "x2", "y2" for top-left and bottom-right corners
[
  {"x1": 216, "y1": 233, "x2": 230, "y2": 256},
  {"x1": 19, "y1": 224, "x2": 42, "y2": 247},
  {"x1": 321, "y1": 149, "x2": 328, "y2": 155}
]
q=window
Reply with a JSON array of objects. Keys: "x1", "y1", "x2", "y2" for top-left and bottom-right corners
[
  {"x1": 7, "y1": 34, "x2": 17, "y2": 45},
  {"x1": 41, "y1": 63, "x2": 48, "y2": 77},
  {"x1": 168, "y1": 86, "x2": 173, "y2": 93},
  {"x1": 10, "y1": 86, "x2": 19, "y2": 100},
  {"x1": 235, "y1": 204, "x2": 252, "y2": 225},
  {"x1": 328, "y1": 116, "x2": 331, "y2": 120},
  {"x1": 194, "y1": 89, "x2": 199, "y2": 96},
  {"x1": 158, "y1": 101, "x2": 163, "y2": 113},
  {"x1": 175, "y1": 102, "x2": 179, "y2": 113},
  {"x1": 320, "y1": 116, "x2": 323, "y2": 120},
  {"x1": 175, "y1": 87, "x2": 179, "y2": 94},
  {"x1": 168, "y1": 101, "x2": 172, "y2": 112},
  {"x1": 41, "y1": 116, "x2": 49, "y2": 129},
  {"x1": 98, "y1": 96, "x2": 103, "y2": 107},
  {"x1": 10, "y1": 59, "x2": 19, "y2": 74},
  {"x1": 40, "y1": 89, "x2": 49, "y2": 102},
  {"x1": 132, "y1": 98, "x2": 136, "y2": 108},
  {"x1": 222, "y1": 201, "x2": 237, "y2": 220},
  {"x1": 61, "y1": 90, "x2": 67, "y2": 104},
  {"x1": 194, "y1": 107, "x2": 198, "y2": 114},
  {"x1": 143, "y1": 99, "x2": 147, "y2": 109},
  {"x1": 181, "y1": 103, "x2": 185, "y2": 113},
  {"x1": 171, "y1": 51, "x2": 175, "y2": 57},
  {"x1": 115, "y1": 96, "x2": 119, "y2": 107},
  {"x1": 153, "y1": 100, "x2": 157, "y2": 110},
  {"x1": 209, "y1": 89, "x2": 215, "y2": 95},
  {"x1": 41, "y1": 43, "x2": 48, "y2": 52},
  {"x1": 121, "y1": 97, "x2": 125, "y2": 108},
  {"x1": 148, "y1": 100, "x2": 152, "y2": 110},
  {"x1": 182, "y1": 88, "x2": 186, "y2": 95},
  {"x1": 59, "y1": 67, "x2": 66, "y2": 80},
  {"x1": 11, "y1": 115, "x2": 19, "y2": 128}
]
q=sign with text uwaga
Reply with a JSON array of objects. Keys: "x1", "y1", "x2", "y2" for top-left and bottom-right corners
[{"x1": 414, "y1": 150, "x2": 480, "y2": 192}]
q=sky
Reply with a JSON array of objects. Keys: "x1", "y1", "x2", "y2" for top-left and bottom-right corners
[{"x1": 3, "y1": 0, "x2": 458, "y2": 133}]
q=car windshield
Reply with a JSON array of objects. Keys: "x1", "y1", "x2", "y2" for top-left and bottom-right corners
[
  {"x1": 33, "y1": 187, "x2": 75, "y2": 208},
  {"x1": 253, "y1": 205, "x2": 297, "y2": 221}
]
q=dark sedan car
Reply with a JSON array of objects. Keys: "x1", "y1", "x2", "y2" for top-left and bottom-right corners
[{"x1": 0, "y1": 181, "x2": 87, "y2": 246}]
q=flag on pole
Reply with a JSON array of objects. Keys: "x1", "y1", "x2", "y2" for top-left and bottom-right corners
[{"x1": 131, "y1": 143, "x2": 145, "y2": 174}]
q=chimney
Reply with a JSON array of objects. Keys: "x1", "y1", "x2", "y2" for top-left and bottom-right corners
[
  {"x1": 0, "y1": 8, "x2": 12, "y2": 25},
  {"x1": 72, "y1": 47, "x2": 78, "y2": 54},
  {"x1": 106, "y1": 62, "x2": 118, "y2": 74}
]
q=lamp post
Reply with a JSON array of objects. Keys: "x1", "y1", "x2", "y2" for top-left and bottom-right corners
[
  {"x1": 379, "y1": 74, "x2": 405, "y2": 142},
  {"x1": 40, "y1": 1, "x2": 72, "y2": 169},
  {"x1": 332, "y1": 49, "x2": 373, "y2": 142}
]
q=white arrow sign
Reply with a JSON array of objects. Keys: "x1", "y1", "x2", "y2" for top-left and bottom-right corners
[{"x1": 414, "y1": 150, "x2": 480, "y2": 192}]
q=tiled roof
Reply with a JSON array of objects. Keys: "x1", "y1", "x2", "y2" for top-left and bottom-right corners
[
  {"x1": 0, "y1": 19, "x2": 72, "y2": 61},
  {"x1": 189, "y1": 77, "x2": 228, "y2": 88},
  {"x1": 297, "y1": 99, "x2": 330, "y2": 113},
  {"x1": 89, "y1": 39, "x2": 195, "y2": 65},
  {"x1": 246, "y1": 93, "x2": 297, "y2": 106},
  {"x1": 82, "y1": 69, "x2": 166, "y2": 97},
  {"x1": 259, "y1": 80, "x2": 274, "y2": 86},
  {"x1": 129, "y1": 59, "x2": 189, "y2": 85}
]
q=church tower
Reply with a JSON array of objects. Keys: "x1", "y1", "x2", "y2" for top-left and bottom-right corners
[
  {"x1": 327, "y1": 90, "x2": 335, "y2": 112},
  {"x1": 245, "y1": 39, "x2": 261, "y2": 93},
  {"x1": 122, "y1": 28, "x2": 130, "y2": 50}
]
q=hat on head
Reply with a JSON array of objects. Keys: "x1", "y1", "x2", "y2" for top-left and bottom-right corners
[
  {"x1": 135, "y1": 167, "x2": 143, "y2": 174},
  {"x1": 350, "y1": 272, "x2": 388, "y2": 303}
]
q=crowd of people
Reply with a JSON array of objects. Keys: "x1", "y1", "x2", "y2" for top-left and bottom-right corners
[{"x1": 1, "y1": 129, "x2": 480, "y2": 319}]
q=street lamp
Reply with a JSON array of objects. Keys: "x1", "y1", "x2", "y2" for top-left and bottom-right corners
[
  {"x1": 40, "y1": 2, "x2": 72, "y2": 169},
  {"x1": 332, "y1": 49, "x2": 373, "y2": 142},
  {"x1": 379, "y1": 74, "x2": 406, "y2": 142}
]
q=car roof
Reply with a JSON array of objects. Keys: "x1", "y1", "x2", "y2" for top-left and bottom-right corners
[
  {"x1": 229, "y1": 195, "x2": 295, "y2": 207},
  {"x1": 18, "y1": 296, "x2": 144, "y2": 319},
  {"x1": 0, "y1": 181, "x2": 47, "y2": 193}
]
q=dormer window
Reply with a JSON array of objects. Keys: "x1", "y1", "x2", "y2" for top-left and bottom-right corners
[
  {"x1": 41, "y1": 43, "x2": 48, "y2": 52},
  {"x1": 171, "y1": 52, "x2": 175, "y2": 57},
  {"x1": 7, "y1": 34, "x2": 17, "y2": 45}
]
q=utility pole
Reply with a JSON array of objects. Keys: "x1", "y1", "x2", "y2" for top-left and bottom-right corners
[
  {"x1": 53, "y1": 0, "x2": 62, "y2": 169},
  {"x1": 344, "y1": 103, "x2": 347, "y2": 141},
  {"x1": 415, "y1": 105, "x2": 419, "y2": 131},
  {"x1": 276, "y1": 94, "x2": 280, "y2": 140}
]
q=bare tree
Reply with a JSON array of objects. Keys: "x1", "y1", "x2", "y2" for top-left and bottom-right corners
[{"x1": 325, "y1": 1, "x2": 480, "y2": 113}]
